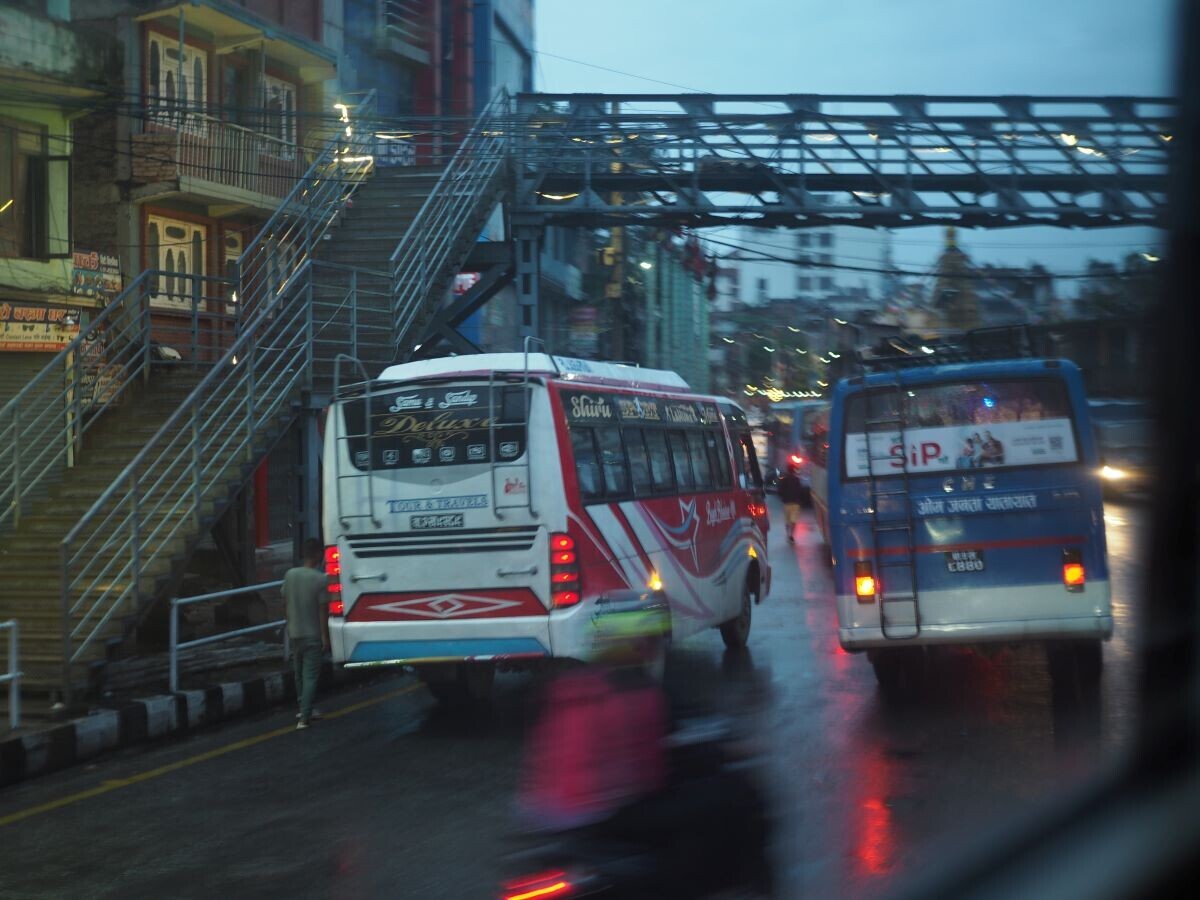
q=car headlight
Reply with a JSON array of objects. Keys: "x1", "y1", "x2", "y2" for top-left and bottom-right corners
[{"x1": 1100, "y1": 465, "x2": 1128, "y2": 481}]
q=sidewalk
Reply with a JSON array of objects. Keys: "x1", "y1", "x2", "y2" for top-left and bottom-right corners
[
  {"x1": 0, "y1": 542, "x2": 397, "y2": 788},
  {"x1": 0, "y1": 641, "x2": 403, "y2": 789}
]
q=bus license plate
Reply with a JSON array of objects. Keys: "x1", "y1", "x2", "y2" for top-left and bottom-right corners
[
  {"x1": 945, "y1": 549, "x2": 985, "y2": 573},
  {"x1": 410, "y1": 513, "x2": 464, "y2": 531}
]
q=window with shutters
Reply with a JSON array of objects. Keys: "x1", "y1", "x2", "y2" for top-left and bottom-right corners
[
  {"x1": 147, "y1": 34, "x2": 209, "y2": 133},
  {"x1": 147, "y1": 214, "x2": 207, "y2": 310},
  {"x1": 262, "y1": 74, "x2": 298, "y2": 158}
]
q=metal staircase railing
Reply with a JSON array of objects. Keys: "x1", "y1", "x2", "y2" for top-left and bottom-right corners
[
  {"x1": 233, "y1": 91, "x2": 379, "y2": 331},
  {"x1": 0, "y1": 90, "x2": 379, "y2": 542},
  {"x1": 53, "y1": 91, "x2": 381, "y2": 695},
  {"x1": 389, "y1": 89, "x2": 513, "y2": 356},
  {"x1": 57, "y1": 260, "x2": 379, "y2": 693},
  {"x1": 0, "y1": 270, "x2": 234, "y2": 534}
]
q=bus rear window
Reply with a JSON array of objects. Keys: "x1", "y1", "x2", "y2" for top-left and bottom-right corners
[
  {"x1": 342, "y1": 383, "x2": 527, "y2": 471},
  {"x1": 844, "y1": 378, "x2": 1078, "y2": 478}
]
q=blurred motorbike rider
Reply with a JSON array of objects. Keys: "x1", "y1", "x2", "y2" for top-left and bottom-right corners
[
  {"x1": 517, "y1": 595, "x2": 671, "y2": 832},
  {"x1": 516, "y1": 595, "x2": 775, "y2": 897}
]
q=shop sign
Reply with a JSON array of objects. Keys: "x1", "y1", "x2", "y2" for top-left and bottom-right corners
[
  {"x1": 71, "y1": 251, "x2": 123, "y2": 302},
  {"x1": 0, "y1": 302, "x2": 81, "y2": 352}
]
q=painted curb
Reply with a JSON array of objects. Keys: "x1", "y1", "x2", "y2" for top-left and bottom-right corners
[{"x1": 0, "y1": 671, "x2": 298, "y2": 789}]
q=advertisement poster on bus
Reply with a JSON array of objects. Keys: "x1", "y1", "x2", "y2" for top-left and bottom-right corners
[{"x1": 845, "y1": 417, "x2": 1078, "y2": 477}]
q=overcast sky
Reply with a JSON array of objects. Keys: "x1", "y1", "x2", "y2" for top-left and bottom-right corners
[{"x1": 534, "y1": 0, "x2": 1177, "y2": 292}]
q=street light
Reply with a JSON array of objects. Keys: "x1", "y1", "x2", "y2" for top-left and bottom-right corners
[{"x1": 639, "y1": 260, "x2": 653, "y2": 270}]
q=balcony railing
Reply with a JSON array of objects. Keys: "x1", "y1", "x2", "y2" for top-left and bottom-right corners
[
  {"x1": 133, "y1": 111, "x2": 305, "y2": 200},
  {"x1": 378, "y1": 0, "x2": 430, "y2": 55}
]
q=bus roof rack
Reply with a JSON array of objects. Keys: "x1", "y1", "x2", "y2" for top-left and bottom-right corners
[{"x1": 855, "y1": 324, "x2": 1040, "y2": 371}]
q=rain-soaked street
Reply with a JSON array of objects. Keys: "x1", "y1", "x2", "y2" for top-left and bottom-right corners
[{"x1": 0, "y1": 496, "x2": 1144, "y2": 899}]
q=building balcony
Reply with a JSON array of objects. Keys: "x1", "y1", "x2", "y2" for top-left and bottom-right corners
[
  {"x1": 130, "y1": 113, "x2": 307, "y2": 213},
  {"x1": 377, "y1": 0, "x2": 432, "y2": 64}
]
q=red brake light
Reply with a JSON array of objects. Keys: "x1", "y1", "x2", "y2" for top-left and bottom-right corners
[
  {"x1": 1063, "y1": 562, "x2": 1085, "y2": 587},
  {"x1": 790, "y1": 454, "x2": 804, "y2": 465},
  {"x1": 1062, "y1": 548, "x2": 1085, "y2": 592},
  {"x1": 854, "y1": 561, "x2": 876, "y2": 602},
  {"x1": 550, "y1": 533, "x2": 581, "y2": 607},
  {"x1": 328, "y1": 598, "x2": 345, "y2": 616},
  {"x1": 325, "y1": 545, "x2": 342, "y2": 595}
]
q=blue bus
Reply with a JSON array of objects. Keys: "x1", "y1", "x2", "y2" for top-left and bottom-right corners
[{"x1": 812, "y1": 342, "x2": 1112, "y2": 689}]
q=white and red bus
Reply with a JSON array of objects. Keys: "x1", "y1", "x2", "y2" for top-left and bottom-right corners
[{"x1": 321, "y1": 353, "x2": 771, "y2": 701}]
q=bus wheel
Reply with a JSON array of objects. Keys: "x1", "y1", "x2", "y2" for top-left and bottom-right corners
[{"x1": 720, "y1": 582, "x2": 754, "y2": 649}]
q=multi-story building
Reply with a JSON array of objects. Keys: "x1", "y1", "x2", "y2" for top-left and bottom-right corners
[
  {"x1": 717, "y1": 220, "x2": 887, "y2": 309},
  {"x1": 0, "y1": 2, "x2": 119, "y2": 398},
  {"x1": 68, "y1": 0, "x2": 340, "y2": 353}
]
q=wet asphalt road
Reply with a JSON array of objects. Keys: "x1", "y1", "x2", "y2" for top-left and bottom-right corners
[{"x1": 0, "y1": 498, "x2": 1144, "y2": 899}]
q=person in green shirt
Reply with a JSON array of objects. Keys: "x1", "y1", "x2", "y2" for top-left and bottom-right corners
[{"x1": 284, "y1": 538, "x2": 331, "y2": 729}]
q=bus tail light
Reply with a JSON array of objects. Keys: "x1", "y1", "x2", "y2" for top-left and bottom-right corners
[
  {"x1": 550, "y1": 532, "x2": 581, "y2": 607},
  {"x1": 325, "y1": 545, "x2": 342, "y2": 595},
  {"x1": 854, "y1": 561, "x2": 876, "y2": 602},
  {"x1": 1063, "y1": 549, "x2": 1085, "y2": 592},
  {"x1": 328, "y1": 598, "x2": 345, "y2": 617}
]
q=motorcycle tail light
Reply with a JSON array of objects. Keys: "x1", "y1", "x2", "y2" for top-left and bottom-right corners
[{"x1": 502, "y1": 870, "x2": 573, "y2": 900}]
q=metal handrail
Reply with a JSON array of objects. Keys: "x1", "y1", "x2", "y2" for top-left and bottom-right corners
[
  {"x1": 57, "y1": 92, "x2": 380, "y2": 694},
  {"x1": 389, "y1": 89, "x2": 513, "y2": 354},
  {"x1": 1, "y1": 619, "x2": 19, "y2": 730},
  {"x1": 168, "y1": 580, "x2": 286, "y2": 693},
  {"x1": 0, "y1": 269, "x2": 235, "y2": 534}
]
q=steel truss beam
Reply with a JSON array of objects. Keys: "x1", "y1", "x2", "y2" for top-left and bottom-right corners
[{"x1": 509, "y1": 93, "x2": 1173, "y2": 229}]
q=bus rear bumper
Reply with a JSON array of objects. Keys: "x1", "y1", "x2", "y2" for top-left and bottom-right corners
[
  {"x1": 838, "y1": 615, "x2": 1115, "y2": 651},
  {"x1": 342, "y1": 636, "x2": 550, "y2": 667}
]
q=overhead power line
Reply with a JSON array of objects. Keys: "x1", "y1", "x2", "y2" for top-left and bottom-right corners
[{"x1": 701, "y1": 233, "x2": 1160, "y2": 282}]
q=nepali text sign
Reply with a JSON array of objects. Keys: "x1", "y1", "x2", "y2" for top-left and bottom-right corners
[
  {"x1": 0, "y1": 302, "x2": 81, "y2": 352},
  {"x1": 71, "y1": 251, "x2": 122, "y2": 301}
]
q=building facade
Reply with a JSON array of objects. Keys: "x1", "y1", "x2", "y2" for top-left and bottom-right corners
[{"x1": 0, "y1": 2, "x2": 120, "y2": 399}]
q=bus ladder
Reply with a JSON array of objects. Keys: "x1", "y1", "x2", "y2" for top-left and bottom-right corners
[
  {"x1": 864, "y1": 380, "x2": 920, "y2": 640},
  {"x1": 333, "y1": 354, "x2": 382, "y2": 531},
  {"x1": 487, "y1": 337, "x2": 549, "y2": 521}
]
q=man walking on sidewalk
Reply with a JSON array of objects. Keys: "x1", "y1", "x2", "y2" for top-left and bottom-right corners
[
  {"x1": 284, "y1": 538, "x2": 330, "y2": 729},
  {"x1": 778, "y1": 464, "x2": 806, "y2": 544}
]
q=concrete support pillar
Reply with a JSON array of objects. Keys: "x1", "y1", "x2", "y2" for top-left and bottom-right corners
[
  {"x1": 294, "y1": 409, "x2": 324, "y2": 558},
  {"x1": 514, "y1": 220, "x2": 542, "y2": 344}
]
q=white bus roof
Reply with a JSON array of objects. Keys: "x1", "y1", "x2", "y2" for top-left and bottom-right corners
[{"x1": 376, "y1": 353, "x2": 692, "y2": 393}]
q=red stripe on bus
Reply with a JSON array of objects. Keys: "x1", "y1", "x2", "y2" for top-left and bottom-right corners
[{"x1": 846, "y1": 534, "x2": 1086, "y2": 560}]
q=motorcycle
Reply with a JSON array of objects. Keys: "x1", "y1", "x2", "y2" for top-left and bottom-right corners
[{"x1": 498, "y1": 715, "x2": 774, "y2": 899}]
